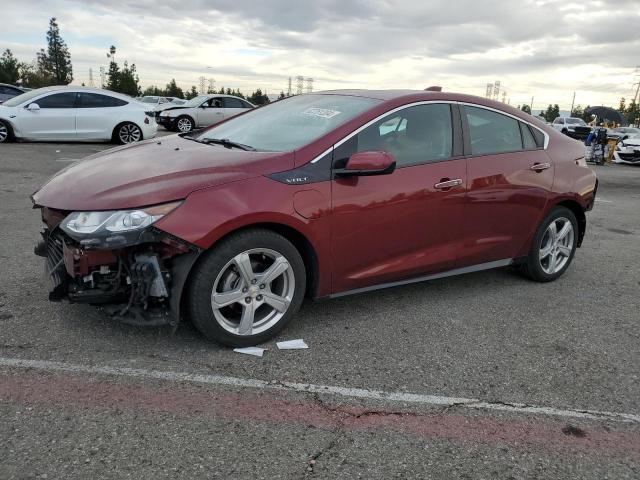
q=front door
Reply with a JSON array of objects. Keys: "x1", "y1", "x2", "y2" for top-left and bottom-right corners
[
  {"x1": 456, "y1": 105, "x2": 554, "y2": 267},
  {"x1": 195, "y1": 97, "x2": 224, "y2": 127},
  {"x1": 18, "y1": 91, "x2": 77, "y2": 140},
  {"x1": 330, "y1": 103, "x2": 467, "y2": 293}
]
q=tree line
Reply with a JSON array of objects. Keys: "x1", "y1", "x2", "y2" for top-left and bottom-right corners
[{"x1": 0, "y1": 18, "x2": 72, "y2": 87}]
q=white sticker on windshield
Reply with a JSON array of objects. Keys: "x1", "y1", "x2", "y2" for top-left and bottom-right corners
[{"x1": 301, "y1": 108, "x2": 341, "y2": 119}]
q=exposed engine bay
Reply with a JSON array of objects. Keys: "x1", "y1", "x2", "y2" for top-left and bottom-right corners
[{"x1": 34, "y1": 207, "x2": 200, "y2": 327}]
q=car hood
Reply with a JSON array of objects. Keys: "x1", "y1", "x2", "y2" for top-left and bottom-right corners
[
  {"x1": 621, "y1": 137, "x2": 640, "y2": 146},
  {"x1": 33, "y1": 134, "x2": 294, "y2": 211},
  {"x1": 160, "y1": 106, "x2": 190, "y2": 115}
]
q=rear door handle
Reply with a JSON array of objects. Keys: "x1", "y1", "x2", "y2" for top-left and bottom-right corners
[
  {"x1": 530, "y1": 162, "x2": 551, "y2": 172},
  {"x1": 434, "y1": 178, "x2": 463, "y2": 190}
]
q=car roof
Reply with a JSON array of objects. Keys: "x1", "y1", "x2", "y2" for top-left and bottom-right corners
[
  {"x1": 26, "y1": 85, "x2": 136, "y2": 102},
  {"x1": 0, "y1": 83, "x2": 24, "y2": 89},
  {"x1": 308, "y1": 89, "x2": 549, "y2": 127}
]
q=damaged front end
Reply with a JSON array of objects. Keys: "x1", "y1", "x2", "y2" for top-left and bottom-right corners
[{"x1": 34, "y1": 205, "x2": 200, "y2": 327}]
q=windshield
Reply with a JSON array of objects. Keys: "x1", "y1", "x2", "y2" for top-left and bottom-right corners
[
  {"x1": 141, "y1": 96, "x2": 159, "y2": 103},
  {"x1": 2, "y1": 89, "x2": 50, "y2": 107},
  {"x1": 566, "y1": 118, "x2": 586, "y2": 125},
  {"x1": 196, "y1": 94, "x2": 381, "y2": 151},
  {"x1": 183, "y1": 95, "x2": 211, "y2": 108}
]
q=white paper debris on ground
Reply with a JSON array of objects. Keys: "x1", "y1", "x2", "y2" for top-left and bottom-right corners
[
  {"x1": 55, "y1": 150, "x2": 61, "y2": 153},
  {"x1": 233, "y1": 347, "x2": 266, "y2": 357},
  {"x1": 276, "y1": 339, "x2": 308, "y2": 350}
]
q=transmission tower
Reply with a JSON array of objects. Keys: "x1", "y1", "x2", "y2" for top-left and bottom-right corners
[
  {"x1": 493, "y1": 81, "x2": 501, "y2": 101},
  {"x1": 485, "y1": 83, "x2": 493, "y2": 98},
  {"x1": 199, "y1": 76, "x2": 206, "y2": 94},
  {"x1": 502, "y1": 91, "x2": 507, "y2": 104},
  {"x1": 296, "y1": 76, "x2": 304, "y2": 95},
  {"x1": 88, "y1": 68, "x2": 95, "y2": 87},
  {"x1": 207, "y1": 78, "x2": 216, "y2": 93},
  {"x1": 287, "y1": 77, "x2": 292, "y2": 96},
  {"x1": 99, "y1": 67, "x2": 106, "y2": 88},
  {"x1": 305, "y1": 77, "x2": 313, "y2": 93}
]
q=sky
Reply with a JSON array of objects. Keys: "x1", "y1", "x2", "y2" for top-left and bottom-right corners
[{"x1": 2, "y1": 0, "x2": 639, "y2": 112}]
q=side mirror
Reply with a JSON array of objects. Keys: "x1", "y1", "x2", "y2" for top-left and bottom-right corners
[
  {"x1": 334, "y1": 151, "x2": 396, "y2": 177},
  {"x1": 27, "y1": 103, "x2": 40, "y2": 111}
]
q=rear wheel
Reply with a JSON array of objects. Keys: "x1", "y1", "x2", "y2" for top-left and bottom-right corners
[
  {"x1": 115, "y1": 122, "x2": 143, "y2": 144},
  {"x1": 520, "y1": 206, "x2": 578, "y2": 282},
  {"x1": 188, "y1": 229, "x2": 306, "y2": 347}
]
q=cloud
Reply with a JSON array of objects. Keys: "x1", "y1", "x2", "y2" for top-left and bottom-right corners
[{"x1": 1, "y1": 0, "x2": 637, "y2": 108}]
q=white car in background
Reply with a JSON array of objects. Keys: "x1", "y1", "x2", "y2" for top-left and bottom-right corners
[
  {"x1": 613, "y1": 133, "x2": 640, "y2": 165},
  {"x1": 0, "y1": 86, "x2": 157, "y2": 144},
  {"x1": 157, "y1": 94, "x2": 254, "y2": 132},
  {"x1": 551, "y1": 116, "x2": 591, "y2": 139}
]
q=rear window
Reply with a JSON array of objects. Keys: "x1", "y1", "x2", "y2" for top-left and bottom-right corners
[{"x1": 77, "y1": 93, "x2": 128, "y2": 108}]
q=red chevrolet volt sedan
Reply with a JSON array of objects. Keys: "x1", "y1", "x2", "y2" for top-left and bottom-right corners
[{"x1": 33, "y1": 90, "x2": 597, "y2": 346}]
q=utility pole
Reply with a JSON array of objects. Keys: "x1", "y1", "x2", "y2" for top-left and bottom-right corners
[
  {"x1": 530, "y1": 96, "x2": 534, "y2": 113},
  {"x1": 570, "y1": 92, "x2": 576, "y2": 116}
]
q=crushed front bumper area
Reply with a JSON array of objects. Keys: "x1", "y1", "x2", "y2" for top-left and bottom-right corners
[{"x1": 35, "y1": 226, "x2": 200, "y2": 327}]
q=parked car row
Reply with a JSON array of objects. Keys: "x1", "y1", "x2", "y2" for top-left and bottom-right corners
[{"x1": 0, "y1": 86, "x2": 256, "y2": 144}]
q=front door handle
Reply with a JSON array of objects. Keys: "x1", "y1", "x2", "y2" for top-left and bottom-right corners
[
  {"x1": 434, "y1": 178, "x2": 463, "y2": 190},
  {"x1": 530, "y1": 162, "x2": 551, "y2": 172}
]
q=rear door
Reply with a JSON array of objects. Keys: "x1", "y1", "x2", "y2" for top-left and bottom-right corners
[
  {"x1": 222, "y1": 97, "x2": 250, "y2": 120},
  {"x1": 17, "y1": 91, "x2": 77, "y2": 140},
  {"x1": 76, "y1": 92, "x2": 129, "y2": 140},
  {"x1": 457, "y1": 104, "x2": 553, "y2": 267},
  {"x1": 330, "y1": 102, "x2": 467, "y2": 293}
]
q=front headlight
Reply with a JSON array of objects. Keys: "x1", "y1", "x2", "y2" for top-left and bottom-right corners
[
  {"x1": 60, "y1": 202, "x2": 181, "y2": 247},
  {"x1": 160, "y1": 111, "x2": 170, "y2": 117}
]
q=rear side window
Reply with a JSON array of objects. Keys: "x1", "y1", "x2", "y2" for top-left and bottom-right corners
[
  {"x1": 465, "y1": 106, "x2": 522, "y2": 155},
  {"x1": 36, "y1": 92, "x2": 78, "y2": 108},
  {"x1": 223, "y1": 97, "x2": 245, "y2": 108},
  {"x1": 355, "y1": 103, "x2": 453, "y2": 167},
  {"x1": 77, "y1": 93, "x2": 128, "y2": 108},
  {"x1": 520, "y1": 123, "x2": 538, "y2": 150},
  {"x1": 240, "y1": 100, "x2": 253, "y2": 109}
]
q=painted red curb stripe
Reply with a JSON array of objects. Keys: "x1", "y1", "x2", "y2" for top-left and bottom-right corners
[{"x1": 1, "y1": 371, "x2": 639, "y2": 460}]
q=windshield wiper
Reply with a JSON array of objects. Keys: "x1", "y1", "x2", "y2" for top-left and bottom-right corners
[{"x1": 200, "y1": 138, "x2": 256, "y2": 151}]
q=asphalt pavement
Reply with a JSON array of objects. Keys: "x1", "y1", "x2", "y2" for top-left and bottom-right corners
[{"x1": 0, "y1": 135, "x2": 638, "y2": 479}]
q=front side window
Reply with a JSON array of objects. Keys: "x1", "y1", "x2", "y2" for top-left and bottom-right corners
[
  {"x1": 354, "y1": 104, "x2": 453, "y2": 167},
  {"x1": 35, "y1": 92, "x2": 78, "y2": 109},
  {"x1": 197, "y1": 94, "x2": 381, "y2": 152},
  {"x1": 465, "y1": 106, "x2": 522, "y2": 155},
  {"x1": 77, "y1": 93, "x2": 127, "y2": 108}
]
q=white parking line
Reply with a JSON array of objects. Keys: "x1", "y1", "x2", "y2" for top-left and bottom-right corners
[
  {"x1": 595, "y1": 198, "x2": 613, "y2": 203},
  {"x1": 0, "y1": 356, "x2": 638, "y2": 423}
]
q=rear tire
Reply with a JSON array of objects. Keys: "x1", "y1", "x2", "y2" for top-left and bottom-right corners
[
  {"x1": 188, "y1": 229, "x2": 306, "y2": 347},
  {"x1": 114, "y1": 122, "x2": 143, "y2": 144},
  {"x1": 520, "y1": 206, "x2": 578, "y2": 282}
]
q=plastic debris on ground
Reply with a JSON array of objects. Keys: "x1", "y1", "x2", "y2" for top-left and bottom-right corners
[
  {"x1": 233, "y1": 347, "x2": 266, "y2": 357},
  {"x1": 276, "y1": 339, "x2": 309, "y2": 350}
]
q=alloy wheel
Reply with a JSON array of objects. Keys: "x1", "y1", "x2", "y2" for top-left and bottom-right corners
[
  {"x1": 118, "y1": 123, "x2": 142, "y2": 143},
  {"x1": 539, "y1": 217, "x2": 574, "y2": 274},
  {"x1": 211, "y1": 248, "x2": 295, "y2": 336},
  {"x1": 177, "y1": 118, "x2": 193, "y2": 132},
  {"x1": 0, "y1": 123, "x2": 8, "y2": 142}
]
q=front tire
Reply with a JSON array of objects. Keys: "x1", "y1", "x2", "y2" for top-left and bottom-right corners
[
  {"x1": 188, "y1": 229, "x2": 306, "y2": 347},
  {"x1": 176, "y1": 115, "x2": 195, "y2": 133},
  {"x1": 0, "y1": 120, "x2": 13, "y2": 143},
  {"x1": 520, "y1": 206, "x2": 578, "y2": 282}
]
